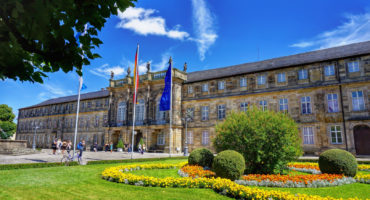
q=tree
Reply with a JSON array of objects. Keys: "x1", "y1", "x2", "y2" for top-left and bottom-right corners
[
  {"x1": 213, "y1": 107, "x2": 303, "y2": 174},
  {"x1": 0, "y1": 0, "x2": 135, "y2": 83},
  {"x1": 0, "y1": 104, "x2": 17, "y2": 139}
]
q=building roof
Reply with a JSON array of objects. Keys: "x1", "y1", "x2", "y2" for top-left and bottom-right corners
[
  {"x1": 186, "y1": 41, "x2": 370, "y2": 83},
  {"x1": 21, "y1": 90, "x2": 109, "y2": 110}
]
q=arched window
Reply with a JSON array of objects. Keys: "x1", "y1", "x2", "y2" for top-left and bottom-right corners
[
  {"x1": 117, "y1": 102, "x2": 127, "y2": 122},
  {"x1": 135, "y1": 99, "x2": 145, "y2": 122}
]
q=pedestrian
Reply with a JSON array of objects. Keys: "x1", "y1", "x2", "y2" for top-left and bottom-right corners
[
  {"x1": 61, "y1": 140, "x2": 67, "y2": 155},
  {"x1": 51, "y1": 139, "x2": 57, "y2": 155},
  {"x1": 104, "y1": 143, "x2": 109, "y2": 152},
  {"x1": 77, "y1": 140, "x2": 85, "y2": 157},
  {"x1": 138, "y1": 143, "x2": 142, "y2": 154},
  {"x1": 127, "y1": 144, "x2": 131, "y2": 153},
  {"x1": 93, "y1": 142, "x2": 98, "y2": 152},
  {"x1": 142, "y1": 143, "x2": 146, "y2": 154},
  {"x1": 110, "y1": 142, "x2": 113, "y2": 153},
  {"x1": 57, "y1": 139, "x2": 62, "y2": 154},
  {"x1": 66, "y1": 140, "x2": 72, "y2": 154}
]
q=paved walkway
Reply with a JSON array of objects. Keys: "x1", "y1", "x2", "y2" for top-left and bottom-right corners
[{"x1": 0, "y1": 149, "x2": 184, "y2": 164}]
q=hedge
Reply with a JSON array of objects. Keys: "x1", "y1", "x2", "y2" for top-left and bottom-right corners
[
  {"x1": 0, "y1": 156, "x2": 187, "y2": 170},
  {"x1": 297, "y1": 158, "x2": 370, "y2": 164}
]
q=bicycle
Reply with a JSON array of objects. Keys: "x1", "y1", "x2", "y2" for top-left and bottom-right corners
[{"x1": 61, "y1": 151, "x2": 84, "y2": 166}]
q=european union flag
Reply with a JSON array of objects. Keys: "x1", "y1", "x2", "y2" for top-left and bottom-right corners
[
  {"x1": 81, "y1": 84, "x2": 87, "y2": 91},
  {"x1": 159, "y1": 62, "x2": 172, "y2": 111}
]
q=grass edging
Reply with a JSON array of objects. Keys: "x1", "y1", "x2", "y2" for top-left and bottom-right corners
[
  {"x1": 0, "y1": 156, "x2": 187, "y2": 170},
  {"x1": 297, "y1": 158, "x2": 370, "y2": 164}
]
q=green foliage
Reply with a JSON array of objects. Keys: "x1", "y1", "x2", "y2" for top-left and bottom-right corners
[
  {"x1": 139, "y1": 138, "x2": 144, "y2": 146},
  {"x1": 212, "y1": 150, "x2": 245, "y2": 181},
  {"x1": 213, "y1": 107, "x2": 303, "y2": 174},
  {"x1": 188, "y1": 148, "x2": 214, "y2": 167},
  {"x1": 0, "y1": 161, "x2": 78, "y2": 170},
  {"x1": 0, "y1": 0, "x2": 135, "y2": 83},
  {"x1": 319, "y1": 149, "x2": 358, "y2": 177},
  {"x1": 0, "y1": 104, "x2": 16, "y2": 139},
  {"x1": 116, "y1": 139, "x2": 124, "y2": 149}
]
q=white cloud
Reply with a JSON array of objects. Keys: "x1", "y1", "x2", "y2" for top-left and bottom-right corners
[
  {"x1": 291, "y1": 12, "x2": 370, "y2": 49},
  {"x1": 191, "y1": 0, "x2": 218, "y2": 61},
  {"x1": 89, "y1": 64, "x2": 126, "y2": 79},
  {"x1": 38, "y1": 84, "x2": 73, "y2": 101},
  {"x1": 117, "y1": 7, "x2": 189, "y2": 40},
  {"x1": 153, "y1": 51, "x2": 171, "y2": 71}
]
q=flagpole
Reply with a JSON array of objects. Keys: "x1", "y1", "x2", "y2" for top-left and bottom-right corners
[
  {"x1": 73, "y1": 78, "x2": 82, "y2": 156},
  {"x1": 131, "y1": 44, "x2": 139, "y2": 159},
  {"x1": 169, "y1": 57, "x2": 173, "y2": 157}
]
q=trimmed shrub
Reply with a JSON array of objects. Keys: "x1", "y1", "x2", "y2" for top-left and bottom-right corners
[
  {"x1": 188, "y1": 148, "x2": 214, "y2": 167},
  {"x1": 319, "y1": 149, "x2": 357, "y2": 177},
  {"x1": 212, "y1": 150, "x2": 245, "y2": 180},
  {"x1": 214, "y1": 108, "x2": 302, "y2": 174},
  {"x1": 116, "y1": 140, "x2": 124, "y2": 149}
]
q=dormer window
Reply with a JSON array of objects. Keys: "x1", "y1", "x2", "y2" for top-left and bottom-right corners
[{"x1": 257, "y1": 75, "x2": 266, "y2": 85}]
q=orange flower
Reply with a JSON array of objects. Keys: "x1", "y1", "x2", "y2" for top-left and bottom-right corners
[
  {"x1": 180, "y1": 165, "x2": 216, "y2": 178},
  {"x1": 241, "y1": 174, "x2": 344, "y2": 183}
]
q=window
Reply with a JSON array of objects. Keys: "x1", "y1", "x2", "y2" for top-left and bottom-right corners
[
  {"x1": 85, "y1": 117, "x2": 90, "y2": 129},
  {"x1": 279, "y1": 98, "x2": 288, "y2": 112},
  {"x1": 117, "y1": 102, "x2": 127, "y2": 122},
  {"x1": 202, "y1": 131, "x2": 209, "y2": 145},
  {"x1": 301, "y1": 96, "x2": 312, "y2": 114},
  {"x1": 240, "y1": 77, "x2": 247, "y2": 87},
  {"x1": 330, "y1": 125, "x2": 342, "y2": 144},
  {"x1": 352, "y1": 91, "x2": 365, "y2": 111},
  {"x1": 135, "y1": 99, "x2": 145, "y2": 122},
  {"x1": 277, "y1": 73, "x2": 286, "y2": 83},
  {"x1": 187, "y1": 107, "x2": 194, "y2": 121},
  {"x1": 327, "y1": 94, "x2": 339, "y2": 113},
  {"x1": 105, "y1": 99, "x2": 109, "y2": 106},
  {"x1": 95, "y1": 115, "x2": 99, "y2": 127},
  {"x1": 218, "y1": 104, "x2": 226, "y2": 120},
  {"x1": 95, "y1": 100, "x2": 101, "y2": 107},
  {"x1": 156, "y1": 102, "x2": 166, "y2": 122},
  {"x1": 187, "y1": 131, "x2": 193, "y2": 144},
  {"x1": 87, "y1": 102, "x2": 91, "y2": 108},
  {"x1": 202, "y1": 83, "x2": 208, "y2": 92},
  {"x1": 348, "y1": 61, "x2": 359, "y2": 73},
  {"x1": 188, "y1": 86, "x2": 193, "y2": 94},
  {"x1": 298, "y1": 69, "x2": 308, "y2": 80},
  {"x1": 259, "y1": 100, "x2": 268, "y2": 111},
  {"x1": 257, "y1": 75, "x2": 266, "y2": 85},
  {"x1": 240, "y1": 102, "x2": 248, "y2": 112},
  {"x1": 303, "y1": 127, "x2": 314, "y2": 144},
  {"x1": 157, "y1": 133, "x2": 165, "y2": 145},
  {"x1": 324, "y1": 65, "x2": 335, "y2": 76},
  {"x1": 201, "y1": 106, "x2": 209, "y2": 121},
  {"x1": 81, "y1": 102, "x2": 85, "y2": 109},
  {"x1": 70, "y1": 104, "x2": 74, "y2": 111},
  {"x1": 218, "y1": 81, "x2": 225, "y2": 90}
]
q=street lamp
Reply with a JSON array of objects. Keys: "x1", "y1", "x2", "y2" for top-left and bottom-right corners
[
  {"x1": 182, "y1": 110, "x2": 193, "y2": 156},
  {"x1": 32, "y1": 126, "x2": 39, "y2": 150}
]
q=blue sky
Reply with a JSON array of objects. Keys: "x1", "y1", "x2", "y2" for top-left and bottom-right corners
[{"x1": 2, "y1": 0, "x2": 370, "y2": 120}]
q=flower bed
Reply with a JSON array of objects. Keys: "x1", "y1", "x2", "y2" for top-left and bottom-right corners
[
  {"x1": 178, "y1": 165, "x2": 215, "y2": 178},
  {"x1": 287, "y1": 162, "x2": 370, "y2": 174},
  {"x1": 101, "y1": 163, "x2": 362, "y2": 200},
  {"x1": 355, "y1": 174, "x2": 370, "y2": 184},
  {"x1": 236, "y1": 174, "x2": 355, "y2": 188}
]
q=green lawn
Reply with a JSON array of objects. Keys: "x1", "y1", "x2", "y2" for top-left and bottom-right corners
[{"x1": 0, "y1": 159, "x2": 369, "y2": 200}]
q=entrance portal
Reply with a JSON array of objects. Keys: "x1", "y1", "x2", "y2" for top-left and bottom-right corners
[
  {"x1": 134, "y1": 131, "x2": 143, "y2": 151},
  {"x1": 354, "y1": 125, "x2": 370, "y2": 155},
  {"x1": 112, "y1": 131, "x2": 120, "y2": 147}
]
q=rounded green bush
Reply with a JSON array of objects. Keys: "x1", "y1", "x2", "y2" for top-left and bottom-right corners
[
  {"x1": 212, "y1": 150, "x2": 245, "y2": 180},
  {"x1": 188, "y1": 148, "x2": 214, "y2": 167},
  {"x1": 319, "y1": 149, "x2": 357, "y2": 177}
]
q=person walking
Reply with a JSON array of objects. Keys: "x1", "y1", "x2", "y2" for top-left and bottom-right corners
[
  {"x1": 61, "y1": 140, "x2": 67, "y2": 155},
  {"x1": 66, "y1": 140, "x2": 72, "y2": 155},
  {"x1": 142, "y1": 144, "x2": 146, "y2": 154},
  {"x1": 51, "y1": 139, "x2": 57, "y2": 155},
  {"x1": 138, "y1": 143, "x2": 142, "y2": 155},
  {"x1": 77, "y1": 140, "x2": 85, "y2": 158},
  {"x1": 93, "y1": 142, "x2": 98, "y2": 152},
  {"x1": 110, "y1": 142, "x2": 113, "y2": 153},
  {"x1": 57, "y1": 139, "x2": 62, "y2": 154}
]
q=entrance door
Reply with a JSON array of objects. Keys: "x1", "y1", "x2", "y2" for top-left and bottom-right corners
[
  {"x1": 112, "y1": 131, "x2": 120, "y2": 147},
  {"x1": 354, "y1": 125, "x2": 370, "y2": 155},
  {"x1": 134, "y1": 131, "x2": 143, "y2": 151}
]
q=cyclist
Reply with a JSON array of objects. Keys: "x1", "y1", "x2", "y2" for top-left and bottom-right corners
[{"x1": 77, "y1": 140, "x2": 85, "y2": 158}]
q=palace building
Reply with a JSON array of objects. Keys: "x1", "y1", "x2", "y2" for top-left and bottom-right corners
[{"x1": 16, "y1": 41, "x2": 370, "y2": 155}]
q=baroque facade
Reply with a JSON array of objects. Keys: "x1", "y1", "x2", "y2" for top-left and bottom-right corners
[{"x1": 17, "y1": 41, "x2": 370, "y2": 155}]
